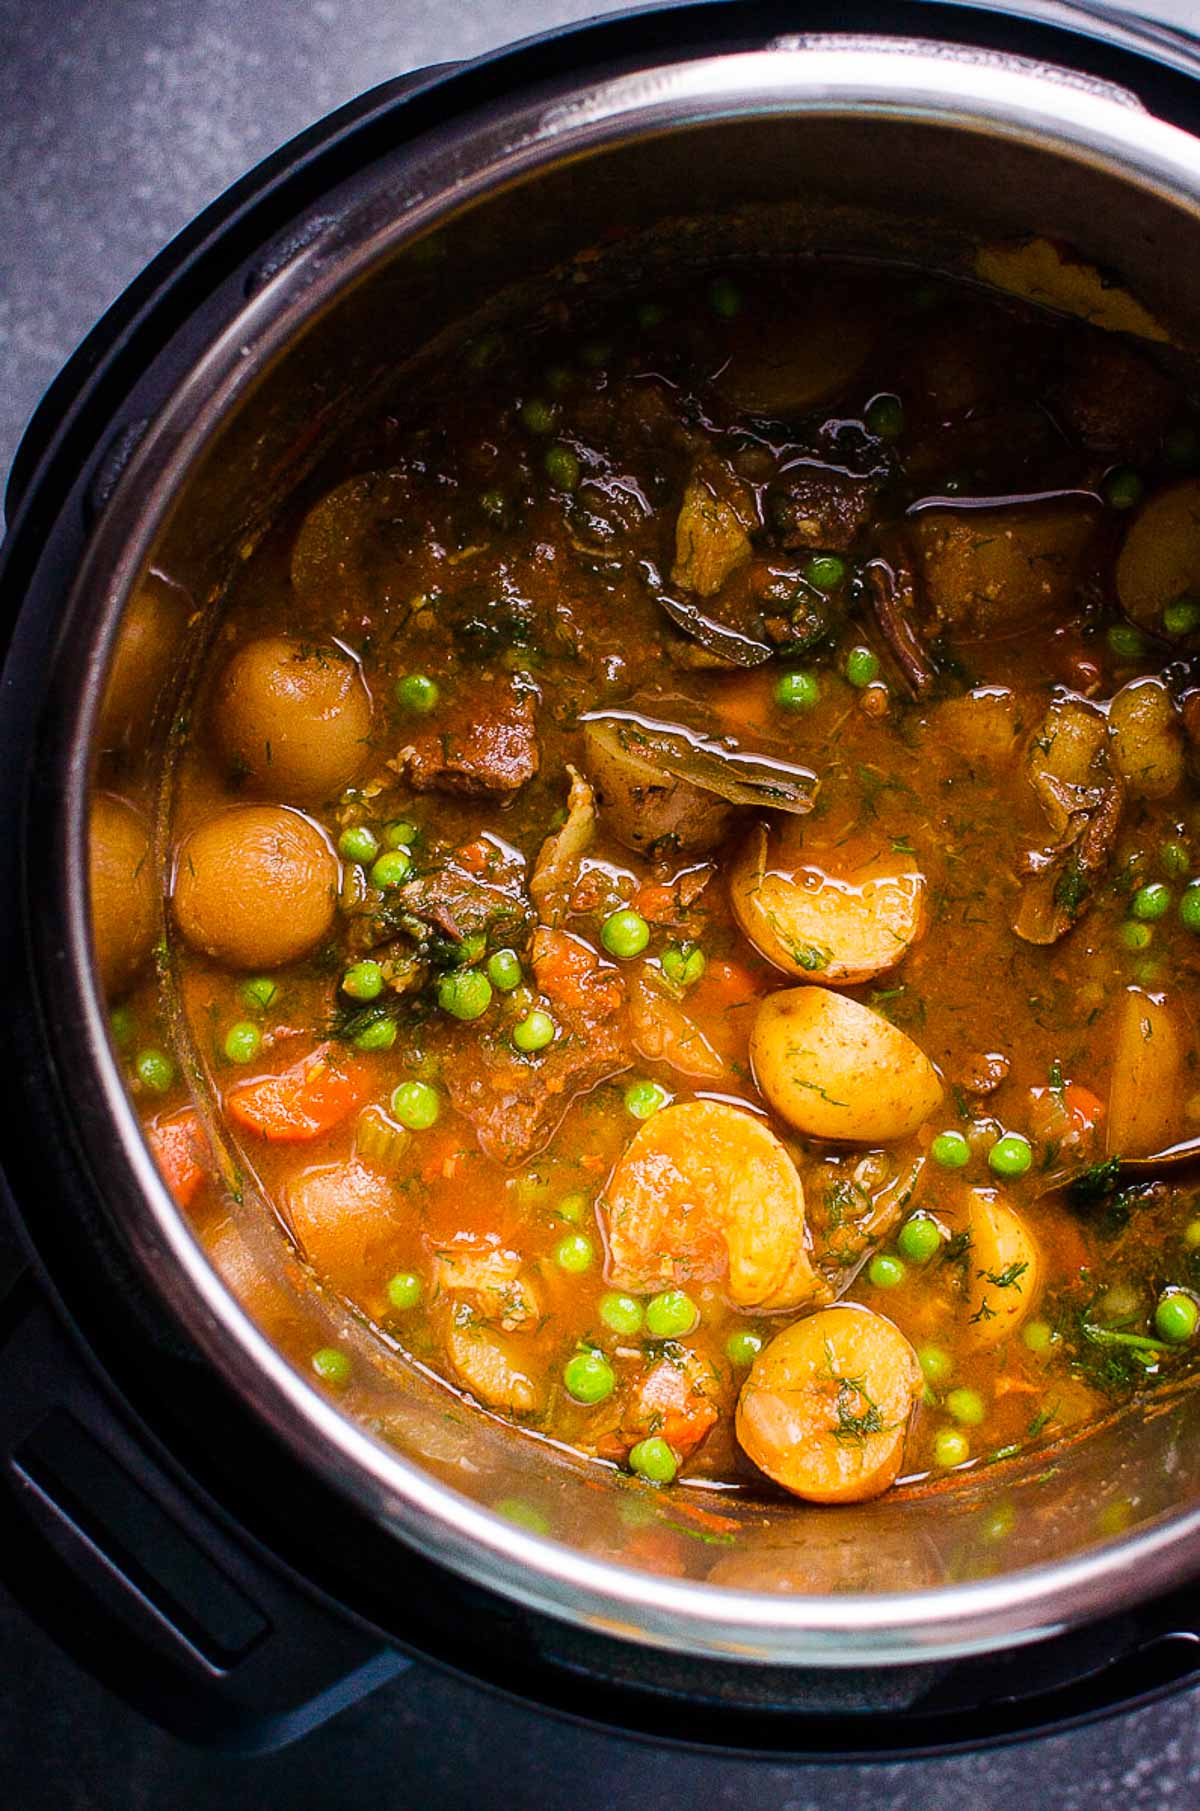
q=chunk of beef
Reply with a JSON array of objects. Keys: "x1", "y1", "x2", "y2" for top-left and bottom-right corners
[
  {"x1": 438, "y1": 929, "x2": 628, "y2": 1165},
  {"x1": 769, "y1": 461, "x2": 880, "y2": 552},
  {"x1": 1051, "y1": 331, "x2": 1175, "y2": 458},
  {"x1": 391, "y1": 677, "x2": 539, "y2": 796}
]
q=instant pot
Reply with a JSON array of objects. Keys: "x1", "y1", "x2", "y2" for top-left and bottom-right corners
[{"x1": 6, "y1": 0, "x2": 1200, "y2": 1759}]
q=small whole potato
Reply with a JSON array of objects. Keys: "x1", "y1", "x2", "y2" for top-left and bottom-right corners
[
  {"x1": 751, "y1": 987, "x2": 943, "y2": 1141},
  {"x1": 90, "y1": 792, "x2": 156, "y2": 998},
  {"x1": 172, "y1": 804, "x2": 337, "y2": 969},
  {"x1": 213, "y1": 636, "x2": 372, "y2": 802},
  {"x1": 99, "y1": 574, "x2": 188, "y2": 751},
  {"x1": 1108, "y1": 676, "x2": 1184, "y2": 798},
  {"x1": 1115, "y1": 478, "x2": 1200, "y2": 631}
]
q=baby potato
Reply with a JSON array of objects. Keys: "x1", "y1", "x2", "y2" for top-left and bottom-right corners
[
  {"x1": 89, "y1": 792, "x2": 156, "y2": 999},
  {"x1": 602, "y1": 1099, "x2": 827, "y2": 1312},
  {"x1": 751, "y1": 987, "x2": 942, "y2": 1142},
  {"x1": 1107, "y1": 987, "x2": 1187, "y2": 1159},
  {"x1": 172, "y1": 803, "x2": 338, "y2": 969},
  {"x1": 213, "y1": 636, "x2": 372, "y2": 802},
  {"x1": 444, "y1": 1316, "x2": 542, "y2": 1416},
  {"x1": 1116, "y1": 479, "x2": 1200, "y2": 632},
  {"x1": 284, "y1": 1158, "x2": 398, "y2": 1286},
  {"x1": 1108, "y1": 676, "x2": 1184, "y2": 798},
  {"x1": 730, "y1": 822, "x2": 926, "y2": 985},
  {"x1": 910, "y1": 498, "x2": 1098, "y2": 639},
  {"x1": 99, "y1": 574, "x2": 188, "y2": 751},
  {"x1": 736, "y1": 1306, "x2": 922, "y2": 1503},
  {"x1": 713, "y1": 288, "x2": 877, "y2": 417},
  {"x1": 961, "y1": 1189, "x2": 1041, "y2": 1349}
]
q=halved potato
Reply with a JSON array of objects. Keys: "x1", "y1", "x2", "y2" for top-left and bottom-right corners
[
  {"x1": 736, "y1": 1306, "x2": 922, "y2": 1503},
  {"x1": 730, "y1": 823, "x2": 926, "y2": 985},
  {"x1": 961, "y1": 1189, "x2": 1040, "y2": 1349},
  {"x1": 602, "y1": 1099, "x2": 827, "y2": 1312},
  {"x1": 1116, "y1": 479, "x2": 1200, "y2": 633},
  {"x1": 750, "y1": 987, "x2": 943, "y2": 1142},
  {"x1": 1106, "y1": 987, "x2": 1188, "y2": 1159}
]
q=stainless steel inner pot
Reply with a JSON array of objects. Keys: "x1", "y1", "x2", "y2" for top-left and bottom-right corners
[{"x1": 55, "y1": 18, "x2": 1200, "y2": 1670}]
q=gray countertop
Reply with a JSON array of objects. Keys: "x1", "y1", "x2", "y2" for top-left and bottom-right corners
[{"x1": 3, "y1": 1, "x2": 1199, "y2": 1803}]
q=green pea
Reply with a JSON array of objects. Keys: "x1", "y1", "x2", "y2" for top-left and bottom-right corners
[
  {"x1": 494, "y1": 1496, "x2": 550, "y2": 1535},
  {"x1": 580, "y1": 340, "x2": 611, "y2": 369},
  {"x1": 945, "y1": 1386, "x2": 986, "y2": 1426},
  {"x1": 624, "y1": 1078, "x2": 670, "y2": 1120},
  {"x1": 804, "y1": 553, "x2": 845, "y2": 592},
  {"x1": 557, "y1": 1191, "x2": 588, "y2": 1224},
  {"x1": 725, "y1": 1329, "x2": 764, "y2": 1367},
  {"x1": 241, "y1": 975, "x2": 278, "y2": 1012},
  {"x1": 1104, "y1": 467, "x2": 1144, "y2": 511},
  {"x1": 1133, "y1": 957, "x2": 1162, "y2": 987},
  {"x1": 394, "y1": 672, "x2": 439, "y2": 713},
  {"x1": 1181, "y1": 882, "x2": 1200, "y2": 933},
  {"x1": 931, "y1": 1129, "x2": 971, "y2": 1170},
  {"x1": 563, "y1": 1350, "x2": 615, "y2": 1404},
  {"x1": 480, "y1": 487, "x2": 507, "y2": 522},
  {"x1": 382, "y1": 819, "x2": 418, "y2": 851},
  {"x1": 370, "y1": 849, "x2": 412, "y2": 889},
  {"x1": 1161, "y1": 839, "x2": 1191, "y2": 879},
  {"x1": 386, "y1": 1272, "x2": 423, "y2": 1311},
  {"x1": 544, "y1": 443, "x2": 580, "y2": 490},
  {"x1": 867, "y1": 1252, "x2": 906, "y2": 1289},
  {"x1": 555, "y1": 1232, "x2": 595, "y2": 1275},
  {"x1": 1107, "y1": 622, "x2": 1146, "y2": 660},
  {"x1": 1165, "y1": 423, "x2": 1200, "y2": 469},
  {"x1": 988, "y1": 1133, "x2": 1032, "y2": 1178},
  {"x1": 223, "y1": 1021, "x2": 262, "y2": 1065},
  {"x1": 660, "y1": 943, "x2": 705, "y2": 988},
  {"x1": 520, "y1": 397, "x2": 557, "y2": 435},
  {"x1": 135, "y1": 1048, "x2": 174, "y2": 1094},
  {"x1": 629, "y1": 1436, "x2": 678, "y2": 1484},
  {"x1": 1120, "y1": 920, "x2": 1153, "y2": 952},
  {"x1": 980, "y1": 1502, "x2": 1016, "y2": 1543},
  {"x1": 1154, "y1": 1289, "x2": 1199, "y2": 1343},
  {"x1": 599, "y1": 1292, "x2": 644, "y2": 1336},
  {"x1": 932, "y1": 1428, "x2": 970, "y2": 1468},
  {"x1": 897, "y1": 1213, "x2": 943, "y2": 1266},
  {"x1": 866, "y1": 393, "x2": 904, "y2": 439},
  {"x1": 1021, "y1": 1319, "x2": 1054, "y2": 1354},
  {"x1": 708, "y1": 276, "x2": 742, "y2": 318},
  {"x1": 487, "y1": 948, "x2": 523, "y2": 993},
  {"x1": 636, "y1": 301, "x2": 666, "y2": 330},
  {"x1": 1185, "y1": 1218, "x2": 1200, "y2": 1250},
  {"x1": 645, "y1": 1289, "x2": 699, "y2": 1339},
  {"x1": 338, "y1": 824, "x2": 379, "y2": 864},
  {"x1": 311, "y1": 1347, "x2": 351, "y2": 1387},
  {"x1": 1164, "y1": 596, "x2": 1200, "y2": 636},
  {"x1": 601, "y1": 909, "x2": 650, "y2": 959},
  {"x1": 918, "y1": 1344, "x2": 953, "y2": 1385},
  {"x1": 437, "y1": 968, "x2": 493, "y2": 1022},
  {"x1": 342, "y1": 960, "x2": 385, "y2": 1002},
  {"x1": 545, "y1": 364, "x2": 573, "y2": 395},
  {"x1": 1131, "y1": 881, "x2": 1172, "y2": 921},
  {"x1": 354, "y1": 1017, "x2": 397, "y2": 1052},
  {"x1": 468, "y1": 331, "x2": 502, "y2": 371},
  {"x1": 390, "y1": 1080, "x2": 441, "y2": 1130},
  {"x1": 511, "y1": 1010, "x2": 555, "y2": 1053},
  {"x1": 774, "y1": 670, "x2": 819, "y2": 711},
  {"x1": 109, "y1": 1004, "x2": 135, "y2": 1048},
  {"x1": 845, "y1": 645, "x2": 880, "y2": 688}
]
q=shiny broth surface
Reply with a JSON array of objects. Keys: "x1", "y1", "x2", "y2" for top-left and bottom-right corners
[{"x1": 99, "y1": 262, "x2": 1200, "y2": 1507}]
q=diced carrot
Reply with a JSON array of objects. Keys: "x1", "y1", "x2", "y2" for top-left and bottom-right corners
[
  {"x1": 580, "y1": 1153, "x2": 607, "y2": 1175},
  {"x1": 226, "y1": 1044, "x2": 371, "y2": 1143},
  {"x1": 147, "y1": 1110, "x2": 208, "y2": 1208},
  {"x1": 456, "y1": 838, "x2": 492, "y2": 876},
  {"x1": 711, "y1": 672, "x2": 770, "y2": 736},
  {"x1": 623, "y1": 1527, "x2": 688, "y2": 1576},
  {"x1": 1063, "y1": 1082, "x2": 1105, "y2": 1132},
  {"x1": 697, "y1": 958, "x2": 763, "y2": 1010},
  {"x1": 634, "y1": 882, "x2": 678, "y2": 924},
  {"x1": 532, "y1": 927, "x2": 622, "y2": 1017}
]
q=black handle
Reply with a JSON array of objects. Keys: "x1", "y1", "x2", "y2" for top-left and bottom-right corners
[{"x1": 0, "y1": 1272, "x2": 408, "y2": 1752}]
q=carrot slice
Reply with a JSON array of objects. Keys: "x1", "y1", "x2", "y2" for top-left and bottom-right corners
[
  {"x1": 147, "y1": 1110, "x2": 208, "y2": 1207},
  {"x1": 1063, "y1": 1082, "x2": 1104, "y2": 1133},
  {"x1": 226, "y1": 1043, "x2": 371, "y2": 1143}
]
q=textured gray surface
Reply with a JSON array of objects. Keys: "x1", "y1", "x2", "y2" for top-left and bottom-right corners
[{"x1": 3, "y1": 0, "x2": 1200, "y2": 1803}]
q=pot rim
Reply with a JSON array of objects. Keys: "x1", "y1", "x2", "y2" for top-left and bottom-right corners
[{"x1": 47, "y1": 23, "x2": 1200, "y2": 1666}]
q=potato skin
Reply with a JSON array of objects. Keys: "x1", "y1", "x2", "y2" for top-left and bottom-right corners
[
  {"x1": 750, "y1": 987, "x2": 943, "y2": 1141},
  {"x1": 172, "y1": 804, "x2": 338, "y2": 969},
  {"x1": 213, "y1": 636, "x2": 371, "y2": 801},
  {"x1": 736, "y1": 1306, "x2": 921, "y2": 1503},
  {"x1": 90, "y1": 793, "x2": 156, "y2": 998},
  {"x1": 1116, "y1": 479, "x2": 1200, "y2": 631}
]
